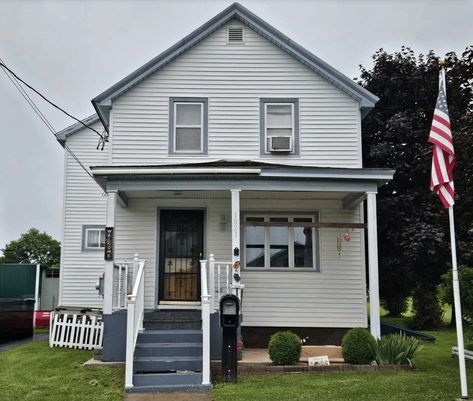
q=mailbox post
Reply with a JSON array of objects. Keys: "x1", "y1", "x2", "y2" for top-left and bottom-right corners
[{"x1": 219, "y1": 294, "x2": 240, "y2": 383}]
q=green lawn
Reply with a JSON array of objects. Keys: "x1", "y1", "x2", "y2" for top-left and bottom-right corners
[
  {"x1": 0, "y1": 341, "x2": 123, "y2": 401},
  {"x1": 212, "y1": 327, "x2": 473, "y2": 401}
]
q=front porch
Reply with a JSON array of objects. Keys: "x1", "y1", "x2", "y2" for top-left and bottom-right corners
[{"x1": 94, "y1": 161, "x2": 393, "y2": 390}]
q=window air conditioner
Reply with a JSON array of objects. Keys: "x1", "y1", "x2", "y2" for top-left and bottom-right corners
[{"x1": 269, "y1": 136, "x2": 292, "y2": 152}]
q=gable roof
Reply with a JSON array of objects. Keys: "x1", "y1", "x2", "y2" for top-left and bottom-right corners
[
  {"x1": 55, "y1": 114, "x2": 100, "y2": 146},
  {"x1": 92, "y1": 2, "x2": 378, "y2": 131}
]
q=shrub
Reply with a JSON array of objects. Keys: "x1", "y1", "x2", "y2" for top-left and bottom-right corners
[
  {"x1": 369, "y1": 333, "x2": 422, "y2": 366},
  {"x1": 409, "y1": 285, "x2": 443, "y2": 330},
  {"x1": 341, "y1": 328, "x2": 375, "y2": 365},
  {"x1": 381, "y1": 296, "x2": 409, "y2": 317},
  {"x1": 268, "y1": 331, "x2": 301, "y2": 365},
  {"x1": 439, "y1": 266, "x2": 473, "y2": 325}
]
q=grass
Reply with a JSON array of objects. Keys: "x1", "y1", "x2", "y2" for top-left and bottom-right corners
[
  {"x1": 212, "y1": 325, "x2": 473, "y2": 401},
  {"x1": 0, "y1": 341, "x2": 124, "y2": 401}
]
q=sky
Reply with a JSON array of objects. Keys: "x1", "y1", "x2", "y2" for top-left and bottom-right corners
[{"x1": 0, "y1": 0, "x2": 471, "y2": 252}]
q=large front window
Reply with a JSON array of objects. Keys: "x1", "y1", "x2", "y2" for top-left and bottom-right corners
[{"x1": 243, "y1": 214, "x2": 319, "y2": 270}]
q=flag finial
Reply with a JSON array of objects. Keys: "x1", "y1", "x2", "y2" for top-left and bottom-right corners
[{"x1": 438, "y1": 58, "x2": 448, "y2": 69}]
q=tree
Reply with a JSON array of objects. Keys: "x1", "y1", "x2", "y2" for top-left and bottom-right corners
[
  {"x1": 358, "y1": 46, "x2": 473, "y2": 325},
  {"x1": 0, "y1": 228, "x2": 61, "y2": 267}
]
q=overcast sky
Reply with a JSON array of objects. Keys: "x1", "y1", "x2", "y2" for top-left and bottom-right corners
[{"x1": 0, "y1": 0, "x2": 471, "y2": 252}]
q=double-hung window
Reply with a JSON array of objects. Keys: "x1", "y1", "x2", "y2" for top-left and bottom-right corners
[
  {"x1": 260, "y1": 98, "x2": 299, "y2": 155},
  {"x1": 82, "y1": 226, "x2": 106, "y2": 251},
  {"x1": 169, "y1": 98, "x2": 208, "y2": 154},
  {"x1": 243, "y1": 214, "x2": 319, "y2": 270}
]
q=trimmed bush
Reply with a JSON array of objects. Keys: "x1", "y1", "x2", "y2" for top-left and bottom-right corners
[
  {"x1": 341, "y1": 328, "x2": 375, "y2": 365},
  {"x1": 369, "y1": 333, "x2": 422, "y2": 365},
  {"x1": 409, "y1": 285, "x2": 443, "y2": 330},
  {"x1": 268, "y1": 331, "x2": 301, "y2": 365}
]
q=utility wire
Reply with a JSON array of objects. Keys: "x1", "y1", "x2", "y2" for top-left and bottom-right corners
[
  {"x1": 0, "y1": 60, "x2": 105, "y2": 142},
  {"x1": 0, "y1": 58, "x2": 97, "y2": 181}
]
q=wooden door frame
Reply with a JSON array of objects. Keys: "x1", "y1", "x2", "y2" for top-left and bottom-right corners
[{"x1": 155, "y1": 207, "x2": 207, "y2": 307}]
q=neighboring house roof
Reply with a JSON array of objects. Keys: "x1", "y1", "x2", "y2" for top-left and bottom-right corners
[
  {"x1": 55, "y1": 114, "x2": 101, "y2": 147},
  {"x1": 92, "y1": 2, "x2": 379, "y2": 131}
]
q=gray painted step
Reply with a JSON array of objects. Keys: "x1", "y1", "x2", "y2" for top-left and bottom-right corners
[
  {"x1": 133, "y1": 371, "x2": 202, "y2": 387},
  {"x1": 134, "y1": 356, "x2": 202, "y2": 372},
  {"x1": 135, "y1": 342, "x2": 202, "y2": 357},
  {"x1": 126, "y1": 383, "x2": 212, "y2": 393},
  {"x1": 144, "y1": 310, "x2": 201, "y2": 321},
  {"x1": 137, "y1": 329, "x2": 202, "y2": 344},
  {"x1": 143, "y1": 320, "x2": 201, "y2": 330}
]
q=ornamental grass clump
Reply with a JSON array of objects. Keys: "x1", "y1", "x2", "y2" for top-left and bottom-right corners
[
  {"x1": 341, "y1": 328, "x2": 375, "y2": 365},
  {"x1": 369, "y1": 333, "x2": 422, "y2": 366},
  {"x1": 268, "y1": 331, "x2": 301, "y2": 365}
]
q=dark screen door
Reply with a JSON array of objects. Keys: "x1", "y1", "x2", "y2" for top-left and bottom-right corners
[{"x1": 159, "y1": 210, "x2": 204, "y2": 302}]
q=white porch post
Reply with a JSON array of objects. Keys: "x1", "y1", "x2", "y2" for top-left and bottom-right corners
[
  {"x1": 367, "y1": 191, "x2": 381, "y2": 339},
  {"x1": 230, "y1": 189, "x2": 241, "y2": 296},
  {"x1": 33, "y1": 263, "x2": 41, "y2": 328},
  {"x1": 103, "y1": 190, "x2": 117, "y2": 314}
]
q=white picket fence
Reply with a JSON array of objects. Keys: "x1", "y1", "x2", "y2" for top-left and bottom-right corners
[{"x1": 49, "y1": 310, "x2": 103, "y2": 350}]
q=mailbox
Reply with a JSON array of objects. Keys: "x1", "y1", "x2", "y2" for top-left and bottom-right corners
[
  {"x1": 219, "y1": 294, "x2": 240, "y2": 383},
  {"x1": 220, "y1": 294, "x2": 240, "y2": 328}
]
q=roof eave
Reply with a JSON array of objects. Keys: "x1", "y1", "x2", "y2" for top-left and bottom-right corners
[{"x1": 55, "y1": 114, "x2": 101, "y2": 146}]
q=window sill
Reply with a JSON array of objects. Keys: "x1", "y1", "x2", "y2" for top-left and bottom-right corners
[{"x1": 82, "y1": 248, "x2": 105, "y2": 252}]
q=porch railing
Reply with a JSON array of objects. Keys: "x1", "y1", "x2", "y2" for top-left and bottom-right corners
[
  {"x1": 112, "y1": 259, "x2": 136, "y2": 310},
  {"x1": 200, "y1": 259, "x2": 211, "y2": 386},
  {"x1": 207, "y1": 255, "x2": 232, "y2": 311},
  {"x1": 125, "y1": 255, "x2": 146, "y2": 389}
]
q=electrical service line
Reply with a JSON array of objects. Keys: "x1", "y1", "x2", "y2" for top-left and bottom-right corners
[
  {"x1": 0, "y1": 60, "x2": 105, "y2": 141},
  {"x1": 0, "y1": 58, "x2": 98, "y2": 181}
]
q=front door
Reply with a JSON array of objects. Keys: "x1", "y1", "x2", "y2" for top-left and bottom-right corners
[{"x1": 159, "y1": 210, "x2": 204, "y2": 303}]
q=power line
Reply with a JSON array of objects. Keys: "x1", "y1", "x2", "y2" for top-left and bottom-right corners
[
  {"x1": 0, "y1": 60, "x2": 106, "y2": 142},
  {"x1": 0, "y1": 58, "x2": 97, "y2": 182}
]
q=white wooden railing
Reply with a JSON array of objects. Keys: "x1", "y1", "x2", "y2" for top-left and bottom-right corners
[
  {"x1": 125, "y1": 255, "x2": 146, "y2": 389},
  {"x1": 112, "y1": 259, "x2": 135, "y2": 310},
  {"x1": 200, "y1": 259, "x2": 212, "y2": 386},
  {"x1": 207, "y1": 255, "x2": 233, "y2": 311}
]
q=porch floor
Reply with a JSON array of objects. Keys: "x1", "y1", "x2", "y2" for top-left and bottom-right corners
[{"x1": 241, "y1": 346, "x2": 344, "y2": 364}]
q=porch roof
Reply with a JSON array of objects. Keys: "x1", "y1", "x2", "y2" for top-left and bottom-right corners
[{"x1": 90, "y1": 160, "x2": 394, "y2": 198}]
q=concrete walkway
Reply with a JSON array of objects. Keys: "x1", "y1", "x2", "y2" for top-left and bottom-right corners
[
  {"x1": 0, "y1": 333, "x2": 48, "y2": 352},
  {"x1": 124, "y1": 392, "x2": 211, "y2": 401}
]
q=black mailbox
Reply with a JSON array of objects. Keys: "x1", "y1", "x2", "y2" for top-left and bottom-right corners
[
  {"x1": 220, "y1": 294, "x2": 240, "y2": 328},
  {"x1": 219, "y1": 294, "x2": 240, "y2": 383}
]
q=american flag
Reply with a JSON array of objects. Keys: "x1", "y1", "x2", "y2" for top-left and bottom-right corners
[{"x1": 428, "y1": 69, "x2": 455, "y2": 208}]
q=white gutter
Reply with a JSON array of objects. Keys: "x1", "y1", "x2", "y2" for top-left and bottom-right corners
[{"x1": 92, "y1": 167, "x2": 262, "y2": 176}]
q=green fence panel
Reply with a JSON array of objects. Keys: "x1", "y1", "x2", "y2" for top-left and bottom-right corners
[{"x1": 0, "y1": 264, "x2": 37, "y2": 299}]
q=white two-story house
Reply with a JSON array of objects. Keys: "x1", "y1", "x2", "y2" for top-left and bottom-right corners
[{"x1": 55, "y1": 3, "x2": 393, "y2": 392}]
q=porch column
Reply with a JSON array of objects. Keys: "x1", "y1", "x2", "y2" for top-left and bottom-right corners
[
  {"x1": 367, "y1": 191, "x2": 381, "y2": 339},
  {"x1": 230, "y1": 189, "x2": 241, "y2": 296},
  {"x1": 103, "y1": 190, "x2": 117, "y2": 314}
]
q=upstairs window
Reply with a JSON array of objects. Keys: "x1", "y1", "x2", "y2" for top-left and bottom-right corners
[
  {"x1": 169, "y1": 98, "x2": 208, "y2": 154},
  {"x1": 82, "y1": 226, "x2": 106, "y2": 251},
  {"x1": 260, "y1": 98, "x2": 299, "y2": 155}
]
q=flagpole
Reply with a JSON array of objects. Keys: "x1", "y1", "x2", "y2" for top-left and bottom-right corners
[{"x1": 449, "y1": 205, "x2": 468, "y2": 398}]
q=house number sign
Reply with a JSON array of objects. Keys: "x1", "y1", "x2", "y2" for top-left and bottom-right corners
[{"x1": 104, "y1": 227, "x2": 114, "y2": 261}]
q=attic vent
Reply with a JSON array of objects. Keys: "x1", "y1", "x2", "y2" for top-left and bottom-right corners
[{"x1": 227, "y1": 26, "x2": 244, "y2": 43}]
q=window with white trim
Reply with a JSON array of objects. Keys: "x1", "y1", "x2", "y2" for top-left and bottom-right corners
[
  {"x1": 260, "y1": 99, "x2": 299, "y2": 154},
  {"x1": 83, "y1": 227, "x2": 106, "y2": 250},
  {"x1": 243, "y1": 214, "x2": 319, "y2": 270},
  {"x1": 169, "y1": 98, "x2": 208, "y2": 154}
]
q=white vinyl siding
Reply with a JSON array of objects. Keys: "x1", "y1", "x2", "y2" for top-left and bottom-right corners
[
  {"x1": 59, "y1": 122, "x2": 108, "y2": 308},
  {"x1": 113, "y1": 192, "x2": 366, "y2": 328},
  {"x1": 110, "y1": 20, "x2": 362, "y2": 167}
]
